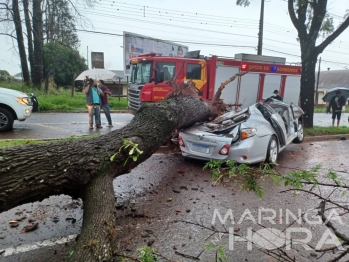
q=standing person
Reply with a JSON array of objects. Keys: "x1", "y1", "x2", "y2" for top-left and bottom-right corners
[
  {"x1": 330, "y1": 90, "x2": 346, "y2": 127},
  {"x1": 271, "y1": 90, "x2": 283, "y2": 102},
  {"x1": 83, "y1": 78, "x2": 104, "y2": 129},
  {"x1": 98, "y1": 80, "x2": 113, "y2": 127}
]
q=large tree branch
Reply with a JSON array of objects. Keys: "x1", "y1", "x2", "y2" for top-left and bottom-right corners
[
  {"x1": 288, "y1": 0, "x2": 307, "y2": 40},
  {"x1": 315, "y1": 15, "x2": 349, "y2": 54}
]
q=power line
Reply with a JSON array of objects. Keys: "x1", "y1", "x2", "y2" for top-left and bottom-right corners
[
  {"x1": 76, "y1": 28, "x2": 256, "y2": 48},
  {"x1": 76, "y1": 28, "x2": 349, "y2": 67},
  {"x1": 76, "y1": 5, "x2": 259, "y2": 30},
  {"x1": 78, "y1": 2, "x2": 302, "y2": 34},
  {"x1": 79, "y1": 0, "x2": 349, "y2": 47},
  {"x1": 78, "y1": 10, "x2": 349, "y2": 53},
  {"x1": 264, "y1": 48, "x2": 349, "y2": 66}
]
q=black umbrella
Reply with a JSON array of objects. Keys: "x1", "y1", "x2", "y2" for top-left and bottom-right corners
[{"x1": 322, "y1": 87, "x2": 349, "y2": 103}]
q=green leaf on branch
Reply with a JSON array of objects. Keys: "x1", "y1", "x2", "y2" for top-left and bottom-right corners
[{"x1": 110, "y1": 139, "x2": 143, "y2": 165}]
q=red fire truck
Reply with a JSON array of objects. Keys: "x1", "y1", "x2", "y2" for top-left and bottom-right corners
[{"x1": 127, "y1": 52, "x2": 301, "y2": 111}]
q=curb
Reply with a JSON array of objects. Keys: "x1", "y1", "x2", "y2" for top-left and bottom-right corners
[{"x1": 303, "y1": 134, "x2": 349, "y2": 142}]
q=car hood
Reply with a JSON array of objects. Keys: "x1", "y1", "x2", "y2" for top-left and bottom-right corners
[{"x1": 0, "y1": 87, "x2": 28, "y2": 98}]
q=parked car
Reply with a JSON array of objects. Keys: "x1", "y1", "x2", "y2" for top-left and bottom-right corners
[
  {"x1": 178, "y1": 99, "x2": 304, "y2": 164},
  {"x1": 0, "y1": 87, "x2": 34, "y2": 132}
]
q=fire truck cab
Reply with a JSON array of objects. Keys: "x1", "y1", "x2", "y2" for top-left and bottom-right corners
[{"x1": 127, "y1": 52, "x2": 302, "y2": 112}]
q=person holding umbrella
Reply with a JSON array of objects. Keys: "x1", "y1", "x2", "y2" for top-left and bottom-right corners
[
  {"x1": 330, "y1": 90, "x2": 346, "y2": 127},
  {"x1": 83, "y1": 78, "x2": 104, "y2": 129}
]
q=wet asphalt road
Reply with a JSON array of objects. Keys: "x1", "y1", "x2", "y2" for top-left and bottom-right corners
[
  {"x1": 0, "y1": 113, "x2": 134, "y2": 140},
  {"x1": 0, "y1": 112, "x2": 348, "y2": 140},
  {"x1": 1, "y1": 140, "x2": 349, "y2": 262}
]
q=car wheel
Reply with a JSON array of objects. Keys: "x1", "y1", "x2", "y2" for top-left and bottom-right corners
[
  {"x1": 266, "y1": 135, "x2": 278, "y2": 163},
  {"x1": 293, "y1": 122, "x2": 304, "y2": 143},
  {"x1": 0, "y1": 107, "x2": 14, "y2": 132}
]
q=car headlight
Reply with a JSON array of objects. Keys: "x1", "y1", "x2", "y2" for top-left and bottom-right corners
[
  {"x1": 241, "y1": 128, "x2": 257, "y2": 140},
  {"x1": 17, "y1": 97, "x2": 33, "y2": 106}
]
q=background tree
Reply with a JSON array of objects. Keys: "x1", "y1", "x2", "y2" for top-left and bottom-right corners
[
  {"x1": 0, "y1": 0, "x2": 31, "y2": 85},
  {"x1": 236, "y1": 0, "x2": 349, "y2": 128},
  {"x1": 0, "y1": 69, "x2": 10, "y2": 76},
  {"x1": 32, "y1": 0, "x2": 43, "y2": 87},
  {"x1": 23, "y1": 0, "x2": 35, "y2": 81},
  {"x1": 43, "y1": 41, "x2": 87, "y2": 86},
  {"x1": 44, "y1": 0, "x2": 80, "y2": 49},
  {"x1": 1, "y1": 0, "x2": 85, "y2": 86}
]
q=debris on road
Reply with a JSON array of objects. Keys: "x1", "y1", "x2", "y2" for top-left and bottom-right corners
[
  {"x1": 20, "y1": 222, "x2": 39, "y2": 233},
  {"x1": 9, "y1": 220, "x2": 19, "y2": 227}
]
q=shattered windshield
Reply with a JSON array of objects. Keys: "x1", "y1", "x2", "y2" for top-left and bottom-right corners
[{"x1": 130, "y1": 61, "x2": 152, "y2": 85}]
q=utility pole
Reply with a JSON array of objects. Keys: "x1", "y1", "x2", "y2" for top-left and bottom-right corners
[
  {"x1": 257, "y1": 0, "x2": 265, "y2": 55},
  {"x1": 315, "y1": 57, "x2": 321, "y2": 105},
  {"x1": 87, "y1": 46, "x2": 89, "y2": 69}
]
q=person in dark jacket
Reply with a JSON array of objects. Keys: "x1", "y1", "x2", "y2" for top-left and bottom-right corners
[
  {"x1": 330, "y1": 90, "x2": 346, "y2": 127},
  {"x1": 271, "y1": 90, "x2": 283, "y2": 102},
  {"x1": 98, "y1": 80, "x2": 113, "y2": 127}
]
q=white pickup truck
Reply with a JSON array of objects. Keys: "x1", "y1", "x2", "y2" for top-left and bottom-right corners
[{"x1": 0, "y1": 87, "x2": 33, "y2": 132}]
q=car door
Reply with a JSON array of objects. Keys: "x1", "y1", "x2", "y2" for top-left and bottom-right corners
[
  {"x1": 285, "y1": 106, "x2": 297, "y2": 144},
  {"x1": 270, "y1": 112, "x2": 287, "y2": 147},
  {"x1": 258, "y1": 103, "x2": 287, "y2": 147}
]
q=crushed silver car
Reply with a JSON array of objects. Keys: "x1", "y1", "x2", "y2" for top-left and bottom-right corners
[{"x1": 178, "y1": 99, "x2": 304, "y2": 164}]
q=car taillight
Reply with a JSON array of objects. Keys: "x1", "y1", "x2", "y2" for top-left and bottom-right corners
[
  {"x1": 178, "y1": 136, "x2": 185, "y2": 147},
  {"x1": 241, "y1": 128, "x2": 257, "y2": 140},
  {"x1": 219, "y1": 145, "x2": 230, "y2": 155}
]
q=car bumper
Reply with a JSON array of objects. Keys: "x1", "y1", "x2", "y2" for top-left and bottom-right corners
[
  {"x1": 181, "y1": 134, "x2": 271, "y2": 164},
  {"x1": 17, "y1": 106, "x2": 32, "y2": 120}
]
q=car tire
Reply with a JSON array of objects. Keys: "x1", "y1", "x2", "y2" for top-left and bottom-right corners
[
  {"x1": 293, "y1": 121, "x2": 304, "y2": 143},
  {"x1": 266, "y1": 135, "x2": 278, "y2": 163},
  {"x1": 0, "y1": 107, "x2": 14, "y2": 132}
]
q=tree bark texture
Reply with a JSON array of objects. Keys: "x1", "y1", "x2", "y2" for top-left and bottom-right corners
[
  {"x1": 23, "y1": 0, "x2": 35, "y2": 82},
  {"x1": 12, "y1": 0, "x2": 30, "y2": 85},
  {"x1": 299, "y1": 54, "x2": 317, "y2": 128},
  {"x1": 0, "y1": 96, "x2": 212, "y2": 261},
  {"x1": 32, "y1": 0, "x2": 43, "y2": 87}
]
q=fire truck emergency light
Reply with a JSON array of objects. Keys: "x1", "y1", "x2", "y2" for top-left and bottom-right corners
[{"x1": 271, "y1": 66, "x2": 277, "y2": 71}]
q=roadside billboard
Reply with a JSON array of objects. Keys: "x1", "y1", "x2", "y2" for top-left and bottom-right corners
[
  {"x1": 91, "y1": 52, "x2": 104, "y2": 69},
  {"x1": 123, "y1": 31, "x2": 188, "y2": 75}
]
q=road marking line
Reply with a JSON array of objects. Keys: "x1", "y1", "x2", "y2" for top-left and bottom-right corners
[{"x1": 2, "y1": 234, "x2": 77, "y2": 257}]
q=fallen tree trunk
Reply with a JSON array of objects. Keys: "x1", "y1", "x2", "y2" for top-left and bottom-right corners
[
  {"x1": 0, "y1": 96, "x2": 211, "y2": 261},
  {"x1": 0, "y1": 72, "x2": 245, "y2": 261}
]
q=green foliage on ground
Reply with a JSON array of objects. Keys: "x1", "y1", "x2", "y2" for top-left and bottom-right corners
[
  {"x1": 137, "y1": 246, "x2": 157, "y2": 262},
  {"x1": 314, "y1": 106, "x2": 349, "y2": 113},
  {"x1": 0, "y1": 82, "x2": 128, "y2": 112},
  {"x1": 203, "y1": 159, "x2": 276, "y2": 198},
  {"x1": 304, "y1": 126, "x2": 349, "y2": 136}
]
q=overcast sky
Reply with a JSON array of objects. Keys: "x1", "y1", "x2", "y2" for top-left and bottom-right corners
[{"x1": 1, "y1": 0, "x2": 349, "y2": 75}]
